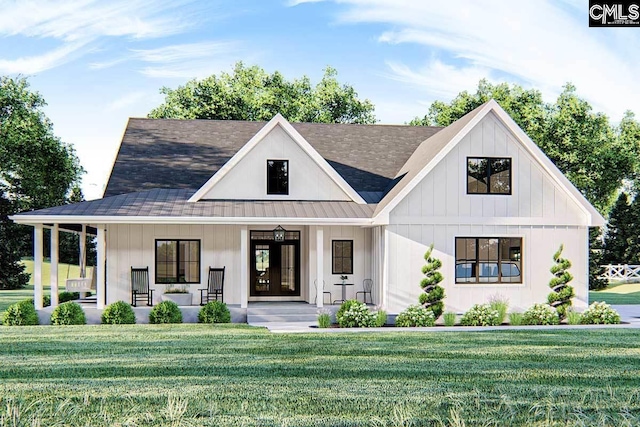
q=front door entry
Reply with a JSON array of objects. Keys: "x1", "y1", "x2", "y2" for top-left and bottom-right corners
[{"x1": 250, "y1": 230, "x2": 300, "y2": 297}]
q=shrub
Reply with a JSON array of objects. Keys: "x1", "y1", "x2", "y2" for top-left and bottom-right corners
[
  {"x1": 509, "y1": 312, "x2": 523, "y2": 326},
  {"x1": 149, "y1": 300, "x2": 183, "y2": 324},
  {"x1": 50, "y1": 302, "x2": 86, "y2": 325},
  {"x1": 374, "y1": 310, "x2": 387, "y2": 327},
  {"x1": 395, "y1": 305, "x2": 435, "y2": 327},
  {"x1": 522, "y1": 303, "x2": 559, "y2": 325},
  {"x1": 443, "y1": 311, "x2": 456, "y2": 327},
  {"x1": 317, "y1": 313, "x2": 331, "y2": 328},
  {"x1": 25, "y1": 295, "x2": 51, "y2": 307},
  {"x1": 101, "y1": 301, "x2": 136, "y2": 325},
  {"x1": 336, "y1": 300, "x2": 376, "y2": 327},
  {"x1": 581, "y1": 302, "x2": 621, "y2": 324},
  {"x1": 198, "y1": 301, "x2": 231, "y2": 323},
  {"x1": 418, "y1": 244, "x2": 445, "y2": 319},
  {"x1": 460, "y1": 304, "x2": 501, "y2": 326},
  {"x1": 547, "y1": 244, "x2": 574, "y2": 320},
  {"x1": 566, "y1": 310, "x2": 582, "y2": 325},
  {"x1": 59, "y1": 291, "x2": 81, "y2": 303},
  {"x1": 2, "y1": 300, "x2": 39, "y2": 326},
  {"x1": 488, "y1": 296, "x2": 509, "y2": 324},
  {"x1": 336, "y1": 300, "x2": 361, "y2": 322}
]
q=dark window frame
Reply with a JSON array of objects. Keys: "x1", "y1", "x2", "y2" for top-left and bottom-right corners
[
  {"x1": 454, "y1": 237, "x2": 522, "y2": 284},
  {"x1": 267, "y1": 159, "x2": 289, "y2": 195},
  {"x1": 154, "y1": 239, "x2": 201, "y2": 284},
  {"x1": 467, "y1": 157, "x2": 512, "y2": 195},
  {"x1": 332, "y1": 240, "x2": 354, "y2": 275}
]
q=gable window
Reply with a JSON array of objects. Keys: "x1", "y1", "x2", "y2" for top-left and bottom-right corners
[
  {"x1": 467, "y1": 157, "x2": 511, "y2": 194},
  {"x1": 332, "y1": 240, "x2": 353, "y2": 274},
  {"x1": 155, "y1": 240, "x2": 200, "y2": 284},
  {"x1": 455, "y1": 237, "x2": 522, "y2": 284},
  {"x1": 267, "y1": 160, "x2": 289, "y2": 195}
]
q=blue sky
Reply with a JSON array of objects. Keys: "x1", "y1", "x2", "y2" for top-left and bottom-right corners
[{"x1": 1, "y1": 0, "x2": 638, "y2": 200}]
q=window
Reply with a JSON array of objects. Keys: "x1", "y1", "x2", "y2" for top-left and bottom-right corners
[
  {"x1": 455, "y1": 237, "x2": 522, "y2": 284},
  {"x1": 332, "y1": 240, "x2": 353, "y2": 274},
  {"x1": 467, "y1": 157, "x2": 511, "y2": 194},
  {"x1": 267, "y1": 160, "x2": 289, "y2": 195},
  {"x1": 155, "y1": 240, "x2": 200, "y2": 284}
]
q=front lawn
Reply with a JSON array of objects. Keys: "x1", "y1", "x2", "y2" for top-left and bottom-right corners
[
  {"x1": 0, "y1": 325, "x2": 638, "y2": 426},
  {"x1": 590, "y1": 281, "x2": 640, "y2": 305}
]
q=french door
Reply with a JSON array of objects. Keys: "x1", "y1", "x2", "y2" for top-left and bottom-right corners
[{"x1": 250, "y1": 231, "x2": 300, "y2": 297}]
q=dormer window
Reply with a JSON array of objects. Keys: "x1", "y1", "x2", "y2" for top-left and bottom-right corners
[
  {"x1": 467, "y1": 157, "x2": 511, "y2": 195},
  {"x1": 267, "y1": 160, "x2": 289, "y2": 195}
]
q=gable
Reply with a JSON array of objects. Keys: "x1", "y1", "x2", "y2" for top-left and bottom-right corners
[
  {"x1": 190, "y1": 115, "x2": 364, "y2": 203},
  {"x1": 390, "y1": 111, "x2": 590, "y2": 224},
  {"x1": 377, "y1": 101, "x2": 605, "y2": 227}
]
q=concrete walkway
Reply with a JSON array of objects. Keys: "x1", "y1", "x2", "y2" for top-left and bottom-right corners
[{"x1": 254, "y1": 304, "x2": 640, "y2": 333}]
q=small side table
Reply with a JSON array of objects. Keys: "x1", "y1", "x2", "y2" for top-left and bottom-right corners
[{"x1": 333, "y1": 283, "x2": 354, "y2": 304}]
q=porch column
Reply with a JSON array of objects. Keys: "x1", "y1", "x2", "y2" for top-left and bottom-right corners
[
  {"x1": 50, "y1": 224, "x2": 59, "y2": 307},
  {"x1": 382, "y1": 226, "x2": 389, "y2": 309},
  {"x1": 96, "y1": 224, "x2": 106, "y2": 309},
  {"x1": 80, "y1": 224, "x2": 86, "y2": 278},
  {"x1": 316, "y1": 227, "x2": 324, "y2": 308},
  {"x1": 33, "y1": 224, "x2": 44, "y2": 310},
  {"x1": 240, "y1": 226, "x2": 248, "y2": 309}
]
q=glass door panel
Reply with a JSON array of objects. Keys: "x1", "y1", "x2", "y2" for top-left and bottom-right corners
[
  {"x1": 255, "y1": 245, "x2": 270, "y2": 292},
  {"x1": 281, "y1": 244, "x2": 296, "y2": 292}
]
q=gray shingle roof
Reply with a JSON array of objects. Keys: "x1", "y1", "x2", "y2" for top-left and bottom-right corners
[
  {"x1": 19, "y1": 189, "x2": 376, "y2": 220},
  {"x1": 104, "y1": 119, "x2": 442, "y2": 200}
]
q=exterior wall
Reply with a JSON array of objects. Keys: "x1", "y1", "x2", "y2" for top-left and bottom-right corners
[
  {"x1": 386, "y1": 224, "x2": 589, "y2": 314},
  {"x1": 202, "y1": 124, "x2": 352, "y2": 201},
  {"x1": 307, "y1": 225, "x2": 373, "y2": 304},
  {"x1": 106, "y1": 224, "x2": 242, "y2": 305},
  {"x1": 105, "y1": 223, "x2": 371, "y2": 306},
  {"x1": 386, "y1": 112, "x2": 591, "y2": 314}
]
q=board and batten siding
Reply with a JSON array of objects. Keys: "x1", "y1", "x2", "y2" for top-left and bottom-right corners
[
  {"x1": 307, "y1": 226, "x2": 373, "y2": 304},
  {"x1": 106, "y1": 224, "x2": 242, "y2": 305},
  {"x1": 386, "y1": 111, "x2": 590, "y2": 314},
  {"x1": 201, "y1": 124, "x2": 352, "y2": 201}
]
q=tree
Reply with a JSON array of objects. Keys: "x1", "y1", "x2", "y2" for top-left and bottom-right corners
[
  {"x1": 589, "y1": 227, "x2": 607, "y2": 291},
  {"x1": 602, "y1": 192, "x2": 633, "y2": 265},
  {"x1": 418, "y1": 244, "x2": 445, "y2": 319},
  {"x1": 0, "y1": 76, "x2": 83, "y2": 285},
  {"x1": 547, "y1": 244, "x2": 574, "y2": 320},
  {"x1": 411, "y1": 80, "x2": 638, "y2": 213},
  {"x1": 148, "y1": 62, "x2": 376, "y2": 124},
  {"x1": 0, "y1": 192, "x2": 29, "y2": 289}
]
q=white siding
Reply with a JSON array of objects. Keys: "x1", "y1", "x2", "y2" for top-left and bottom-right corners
[
  {"x1": 202, "y1": 124, "x2": 352, "y2": 201},
  {"x1": 387, "y1": 112, "x2": 591, "y2": 314}
]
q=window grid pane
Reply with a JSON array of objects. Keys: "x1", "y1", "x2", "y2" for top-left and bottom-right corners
[
  {"x1": 155, "y1": 239, "x2": 200, "y2": 284},
  {"x1": 267, "y1": 160, "x2": 289, "y2": 195},
  {"x1": 467, "y1": 157, "x2": 511, "y2": 195},
  {"x1": 455, "y1": 237, "x2": 522, "y2": 284},
  {"x1": 332, "y1": 240, "x2": 353, "y2": 274}
]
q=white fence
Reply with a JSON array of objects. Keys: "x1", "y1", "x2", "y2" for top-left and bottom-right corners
[{"x1": 601, "y1": 264, "x2": 640, "y2": 282}]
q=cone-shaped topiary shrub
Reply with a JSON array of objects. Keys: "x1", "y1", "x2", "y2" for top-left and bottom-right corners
[
  {"x1": 198, "y1": 301, "x2": 231, "y2": 323},
  {"x1": 547, "y1": 244, "x2": 574, "y2": 320},
  {"x1": 149, "y1": 300, "x2": 182, "y2": 324},
  {"x1": 50, "y1": 302, "x2": 86, "y2": 325},
  {"x1": 418, "y1": 244, "x2": 445, "y2": 320},
  {"x1": 2, "y1": 300, "x2": 39, "y2": 325},
  {"x1": 101, "y1": 301, "x2": 136, "y2": 324}
]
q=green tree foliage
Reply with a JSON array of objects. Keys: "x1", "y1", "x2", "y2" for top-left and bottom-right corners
[
  {"x1": 602, "y1": 192, "x2": 633, "y2": 264},
  {"x1": 589, "y1": 227, "x2": 607, "y2": 291},
  {"x1": 0, "y1": 76, "x2": 84, "y2": 282},
  {"x1": 547, "y1": 244, "x2": 574, "y2": 320},
  {"x1": 149, "y1": 62, "x2": 376, "y2": 124},
  {"x1": 0, "y1": 192, "x2": 29, "y2": 289},
  {"x1": 411, "y1": 80, "x2": 638, "y2": 213},
  {"x1": 418, "y1": 244, "x2": 445, "y2": 319}
]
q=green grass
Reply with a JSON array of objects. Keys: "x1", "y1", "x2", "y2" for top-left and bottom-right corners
[
  {"x1": 0, "y1": 325, "x2": 639, "y2": 426},
  {"x1": 590, "y1": 281, "x2": 640, "y2": 305}
]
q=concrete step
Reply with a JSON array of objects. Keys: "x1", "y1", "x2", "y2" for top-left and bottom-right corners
[{"x1": 247, "y1": 313, "x2": 318, "y2": 323}]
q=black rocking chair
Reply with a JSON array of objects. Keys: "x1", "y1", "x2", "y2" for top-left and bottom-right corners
[
  {"x1": 200, "y1": 266, "x2": 225, "y2": 305},
  {"x1": 131, "y1": 267, "x2": 153, "y2": 307},
  {"x1": 356, "y1": 279, "x2": 373, "y2": 304}
]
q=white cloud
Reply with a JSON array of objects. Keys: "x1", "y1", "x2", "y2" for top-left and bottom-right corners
[
  {"x1": 0, "y1": 40, "x2": 89, "y2": 74},
  {"x1": 286, "y1": 0, "x2": 326, "y2": 6},
  {"x1": 328, "y1": 0, "x2": 640, "y2": 121},
  {"x1": 131, "y1": 41, "x2": 238, "y2": 63},
  {"x1": 105, "y1": 91, "x2": 148, "y2": 112}
]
